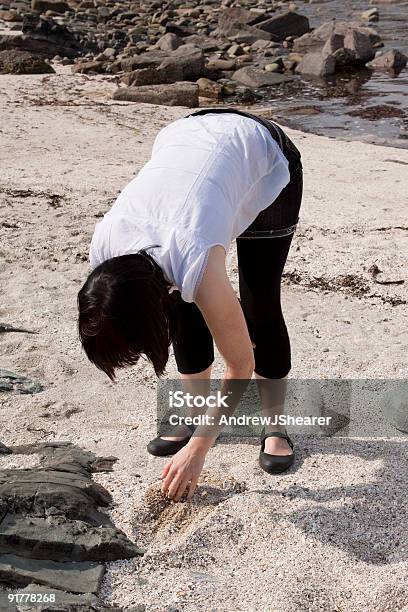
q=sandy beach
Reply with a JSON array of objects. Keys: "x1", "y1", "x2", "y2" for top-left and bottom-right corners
[{"x1": 1, "y1": 72, "x2": 408, "y2": 610}]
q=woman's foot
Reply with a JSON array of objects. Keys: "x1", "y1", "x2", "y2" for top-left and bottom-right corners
[
  {"x1": 147, "y1": 424, "x2": 195, "y2": 457},
  {"x1": 259, "y1": 429, "x2": 295, "y2": 474}
]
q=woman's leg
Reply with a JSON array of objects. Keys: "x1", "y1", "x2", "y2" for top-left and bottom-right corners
[
  {"x1": 236, "y1": 164, "x2": 303, "y2": 455},
  {"x1": 161, "y1": 293, "x2": 214, "y2": 440}
]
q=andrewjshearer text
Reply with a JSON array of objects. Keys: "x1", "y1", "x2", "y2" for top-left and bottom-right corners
[{"x1": 168, "y1": 415, "x2": 333, "y2": 427}]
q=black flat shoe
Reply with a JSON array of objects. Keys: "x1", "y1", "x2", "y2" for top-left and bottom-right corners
[
  {"x1": 259, "y1": 429, "x2": 295, "y2": 474},
  {"x1": 147, "y1": 425, "x2": 196, "y2": 457}
]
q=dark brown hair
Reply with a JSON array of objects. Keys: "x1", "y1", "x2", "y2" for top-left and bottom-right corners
[{"x1": 77, "y1": 250, "x2": 176, "y2": 381}]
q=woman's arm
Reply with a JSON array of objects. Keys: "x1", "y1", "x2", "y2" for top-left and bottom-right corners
[{"x1": 161, "y1": 245, "x2": 255, "y2": 500}]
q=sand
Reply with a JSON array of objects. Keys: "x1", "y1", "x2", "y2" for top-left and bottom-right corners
[{"x1": 0, "y1": 71, "x2": 407, "y2": 611}]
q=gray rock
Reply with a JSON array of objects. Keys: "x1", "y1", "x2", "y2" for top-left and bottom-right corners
[
  {"x1": 0, "y1": 369, "x2": 44, "y2": 394},
  {"x1": 0, "y1": 49, "x2": 54, "y2": 74},
  {"x1": 362, "y1": 7, "x2": 380, "y2": 22},
  {"x1": 205, "y1": 58, "x2": 237, "y2": 72},
  {"x1": 294, "y1": 20, "x2": 381, "y2": 53},
  {"x1": 157, "y1": 44, "x2": 204, "y2": 81},
  {"x1": 0, "y1": 514, "x2": 143, "y2": 561},
  {"x1": 0, "y1": 442, "x2": 12, "y2": 454},
  {"x1": 232, "y1": 66, "x2": 292, "y2": 87},
  {"x1": 0, "y1": 554, "x2": 104, "y2": 594},
  {"x1": 113, "y1": 82, "x2": 199, "y2": 107},
  {"x1": 17, "y1": 584, "x2": 98, "y2": 609},
  {"x1": 257, "y1": 11, "x2": 310, "y2": 41},
  {"x1": 0, "y1": 15, "x2": 84, "y2": 58},
  {"x1": 71, "y1": 60, "x2": 105, "y2": 74},
  {"x1": 120, "y1": 50, "x2": 168, "y2": 72},
  {"x1": 196, "y1": 77, "x2": 223, "y2": 100},
  {"x1": 217, "y1": 6, "x2": 266, "y2": 36},
  {"x1": 229, "y1": 26, "x2": 272, "y2": 44},
  {"x1": 368, "y1": 48, "x2": 407, "y2": 71},
  {"x1": 343, "y1": 29, "x2": 375, "y2": 64},
  {"x1": 156, "y1": 32, "x2": 182, "y2": 52},
  {"x1": 296, "y1": 52, "x2": 336, "y2": 77},
  {"x1": 121, "y1": 67, "x2": 163, "y2": 86},
  {"x1": 31, "y1": 0, "x2": 69, "y2": 13}
]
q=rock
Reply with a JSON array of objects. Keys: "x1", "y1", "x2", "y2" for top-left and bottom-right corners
[
  {"x1": 206, "y1": 58, "x2": 237, "y2": 72},
  {"x1": 157, "y1": 44, "x2": 204, "y2": 81},
  {"x1": 197, "y1": 77, "x2": 223, "y2": 99},
  {"x1": 120, "y1": 50, "x2": 168, "y2": 72},
  {"x1": 217, "y1": 6, "x2": 266, "y2": 36},
  {"x1": 232, "y1": 65, "x2": 292, "y2": 87},
  {"x1": 293, "y1": 20, "x2": 381, "y2": 53},
  {"x1": 0, "y1": 554, "x2": 104, "y2": 594},
  {"x1": 362, "y1": 7, "x2": 380, "y2": 22},
  {"x1": 229, "y1": 26, "x2": 272, "y2": 44},
  {"x1": 227, "y1": 43, "x2": 245, "y2": 57},
  {"x1": 0, "y1": 49, "x2": 54, "y2": 74},
  {"x1": 296, "y1": 51, "x2": 336, "y2": 77},
  {"x1": 0, "y1": 442, "x2": 11, "y2": 455},
  {"x1": 0, "y1": 369, "x2": 44, "y2": 394},
  {"x1": 0, "y1": 10, "x2": 22, "y2": 22},
  {"x1": 251, "y1": 39, "x2": 272, "y2": 51},
  {"x1": 19, "y1": 584, "x2": 97, "y2": 608},
  {"x1": 0, "y1": 15, "x2": 85, "y2": 58},
  {"x1": 343, "y1": 29, "x2": 375, "y2": 63},
  {"x1": 370, "y1": 0, "x2": 405, "y2": 3},
  {"x1": 113, "y1": 82, "x2": 199, "y2": 107},
  {"x1": 71, "y1": 60, "x2": 105, "y2": 74},
  {"x1": 264, "y1": 62, "x2": 282, "y2": 73},
  {"x1": 0, "y1": 322, "x2": 36, "y2": 334},
  {"x1": 368, "y1": 48, "x2": 407, "y2": 71},
  {"x1": 0, "y1": 514, "x2": 143, "y2": 562},
  {"x1": 257, "y1": 11, "x2": 310, "y2": 41},
  {"x1": 321, "y1": 32, "x2": 345, "y2": 57},
  {"x1": 31, "y1": 0, "x2": 69, "y2": 13},
  {"x1": 0, "y1": 442, "x2": 143, "y2": 600},
  {"x1": 156, "y1": 32, "x2": 182, "y2": 52}
]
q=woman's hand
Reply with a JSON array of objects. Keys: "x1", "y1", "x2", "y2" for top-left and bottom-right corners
[{"x1": 161, "y1": 442, "x2": 207, "y2": 502}]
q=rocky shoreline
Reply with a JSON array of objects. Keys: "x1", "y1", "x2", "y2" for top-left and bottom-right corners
[{"x1": 1, "y1": 0, "x2": 407, "y2": 108}]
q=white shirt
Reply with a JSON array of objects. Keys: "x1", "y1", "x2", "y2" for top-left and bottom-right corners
[{"x1": 89, "y1": 112, "x2": 290, "y2": 303}]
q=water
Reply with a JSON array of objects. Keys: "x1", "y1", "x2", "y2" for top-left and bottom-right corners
[{"x1": 255, "y1": 0, "x2": 408, "y2": 148}]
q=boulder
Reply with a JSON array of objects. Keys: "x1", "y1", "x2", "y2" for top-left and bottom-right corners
[
  {"x1": 121, "y1": 67, "x2": 165, "y2": 86},
  {"x1": 293, "y1": 20, "x2": 381, "y2": 53},
  {"x1": 257, "y1": 11, "x2": 310, "y2": 41},
  {"x1": 197, "y1": 77, "x2": 224, "y2": 99},
  {"x1": 0, "y1": 554, "x2": 104, "y2": 594},
  {"x1": 71, "y1": 60, "x2": 105, "y2": 74},
  {"x1": 229, "y1": 26, "x2": 272, "y2": 44},
  {"x1": 31, "y1": 0, "x2": 69, "y2": 13},
  {"x1": 343, "y1": 29, "x2": 375, "y2": 64},
  {"x1": 206, "y1": 58, "x2": 237, "y2": 72},
  {"x1": 120, "y1": 50, "x2": 168, "y2": 72},
  {"x1": 0, "y1": 15, "x2": 84, "y2": 58},
  {"x1": 296, "y1": 52, "x2": 336, "y2": 77},
  {"x1": 157, "y1": 44, "x2": 204, "y2": 81},
  {"x1": 232, "y1": 65, "x2": 292, "y2": 87},
  {"x1": 0, "y1": 49, "x2": 54, "y2": 74},
  {"x1": 217, "y1": 6, "x2": 267, "y2": 36},
  {"x1": 113, "y1": 82, "x2": 199, "y2": 107},
  {"x1": 368, "y1": 48, "x2": 407, "y2": 71},
  {"x1": 156, "y1": 32, "x2": 182, "y2": 52}
]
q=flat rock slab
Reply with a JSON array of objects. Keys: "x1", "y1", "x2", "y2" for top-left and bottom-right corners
[
  {"x1": 0, "y1": 554, "x2": 104, "y2": 594},
  {"x1": 0, "y1": 442, "x2": 143, "y2": 599},
  {"x1": 0, "y1": 514, "x2": 144, "y2": 562},
  {"x1": 0, "y1": 369, "x2": 44, "y2": 394},
  {"x1": 10, "y1": 584, "x2": 97, "y2": 611}
]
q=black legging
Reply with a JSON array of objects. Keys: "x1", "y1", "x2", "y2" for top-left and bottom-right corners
[{"x1": 170, "y1": 110, "x2": 303, "y2": 379}]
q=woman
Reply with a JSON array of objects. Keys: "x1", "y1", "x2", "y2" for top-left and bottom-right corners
[{"x1": 77, "y1": 108, "x2": 303, "y2": 502}]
